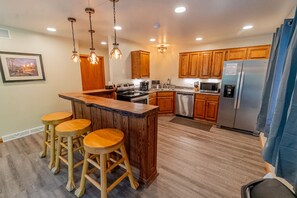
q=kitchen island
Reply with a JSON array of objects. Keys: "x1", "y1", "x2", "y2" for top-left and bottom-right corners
[{"x1": 59, "y1": 89, "x2": 159, "y2": 186}]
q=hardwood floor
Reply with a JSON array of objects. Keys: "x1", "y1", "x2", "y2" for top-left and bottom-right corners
[{"x1": 0, "y1": 116, "x2": 265, "y2": 198}]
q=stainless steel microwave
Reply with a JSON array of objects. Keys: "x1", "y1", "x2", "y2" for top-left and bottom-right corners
[{"x1": 200, "y1": 82, "x2": 220, "y2": 93}]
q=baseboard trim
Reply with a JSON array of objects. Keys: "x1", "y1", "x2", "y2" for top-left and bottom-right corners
[
  {"x1": 259, "y1": 133, "x2": 271, "y2": 173},
  {"x1": 1, "y1": 125, "x2": 44, "y2": 143}
]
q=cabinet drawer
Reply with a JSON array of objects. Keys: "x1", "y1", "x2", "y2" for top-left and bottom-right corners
[
  {"x1": 195, "y1": 94, "x2": 206, "y2": 100},
  {"x1": 206, "y1": 95, "x2": 219, "y2": 101},
  {"x1": 149, "y1": 92, "x2": 157, "y2": 99},
  {"x1": 157, "y1": 91, "x2": 174, "y2": 97}
]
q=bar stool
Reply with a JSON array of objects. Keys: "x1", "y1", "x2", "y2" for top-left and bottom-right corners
[
  {"x1": 40, "y1": 112, "x2": 73, "y2": 169},
  {"x1": 75, "y1": 128, "x2": 139, "y2": 198},
  {"x1": 52, "y1": 119, "x2": 91, "y2": 192}
]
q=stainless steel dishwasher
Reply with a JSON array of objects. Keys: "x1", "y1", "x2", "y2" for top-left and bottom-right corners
[{"x1": 175, "y1": 92, "x2": 195, "y2": 118}]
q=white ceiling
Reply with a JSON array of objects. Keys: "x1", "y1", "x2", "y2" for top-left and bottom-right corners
[{"x1": 0, "y1": 0, "x2": 295, "y2": 47}]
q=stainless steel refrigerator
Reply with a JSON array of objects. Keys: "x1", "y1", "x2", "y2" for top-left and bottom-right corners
[{"x1": 217, "y1": 60, "x2": 268, "y2": 135}]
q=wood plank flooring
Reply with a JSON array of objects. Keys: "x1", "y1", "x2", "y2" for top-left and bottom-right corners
[{"x1": 0, "y1": 116, "x2": 266, "y2": 198}]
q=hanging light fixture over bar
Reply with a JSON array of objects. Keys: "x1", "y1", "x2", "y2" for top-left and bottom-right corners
[
  {"x1": 110, "y1": 0, "x2": 122, "y2": 60},
  {"x1": 68, "y1": 17, "x2": 81, "y2": 63},
  {"x1": 85, "y1": 7, "x2": 99, "y2": 64}
]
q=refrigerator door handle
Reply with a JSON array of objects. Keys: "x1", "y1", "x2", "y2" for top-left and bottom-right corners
[
  {"x1": 234, "y1": 72, "x2": 241, "y2": 109},
  {"x1": 237, "y1": 72, "x2": 244, "y2": 109}
]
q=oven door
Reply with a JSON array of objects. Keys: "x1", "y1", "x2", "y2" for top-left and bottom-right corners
[{"x1": 130, "y1": 95, "x2": 149, "y2": 104}]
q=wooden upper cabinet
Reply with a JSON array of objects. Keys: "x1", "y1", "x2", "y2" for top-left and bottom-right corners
[
  {"x1": 199, "y1": 51, "x2": 212, "y2": 79},
  {"x1": 247, "y1": 45, "x2": 271, "y2": 59},
  {"x1": 226, "y1": 48, "x2": 247, "y2": 60},
  {"x1": 188, "y1": 52, "x2": 200, "y2": 77},
  {"x1": 131, "y1": 50, "x2": 150, "y2": 79},
  {"x1": 179, "y1": 53, "x2": 190, "y2": 78},
  {"x1": 211, "y1": 50, "x2": 226, "y2": 79}
]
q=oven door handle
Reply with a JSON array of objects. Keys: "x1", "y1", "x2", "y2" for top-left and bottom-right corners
[{"x1": 130, "y1": 95, "x2": 149, "y2": 102}]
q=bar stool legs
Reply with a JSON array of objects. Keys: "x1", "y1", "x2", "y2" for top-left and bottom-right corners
[
  {"x1": 40, "y1": 124, "x2": 49, "y2": 158},
  {"x1": 120, "y1": 145, "x2": 139, "y2": 190},
  {"x1": 75, "y1": 152, "x2": 90, "y2": 197},
  {"x1": 66, "y1": 136, "x2": 75, "y2": 191}
]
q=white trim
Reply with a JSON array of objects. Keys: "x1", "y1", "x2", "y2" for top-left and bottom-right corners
[{"x1": 2, "y1": 125, "x2": 44, "y2": 142}]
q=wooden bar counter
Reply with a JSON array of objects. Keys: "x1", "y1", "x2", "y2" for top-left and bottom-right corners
[{"x1": 59, "y1": 89, "x2": 159, "y2": 186}]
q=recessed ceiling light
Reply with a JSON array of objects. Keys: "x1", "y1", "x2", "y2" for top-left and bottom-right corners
[
  {"x1": 175, "y1": 6, "x2": 186, "y2": 13},
  {"x1": 196, "y1": 37, "x2": 203, "y2": 41},
  {"x1": 149, "y1": 38, "x2": 156, "y2": 42},
  {"x1": 243, "y1": 25, "x2": 253, "y2": 30},
  {"x1": 101, "y1": 41, "x2": 107, "y2": 45},
  {"x1": 114, "y1": 26, "x2": 122, "y2": 30},
  {"x1": 47, "y1": 27, "x2": 56, "y2": 32}
]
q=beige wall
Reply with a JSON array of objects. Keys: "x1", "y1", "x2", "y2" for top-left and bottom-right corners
[
  {"x1": 0, "y1": 26, "x2": 82, "y2": 137},
  {"x1": 108, "y1": 36, "x2": 148, "y2": 84}
]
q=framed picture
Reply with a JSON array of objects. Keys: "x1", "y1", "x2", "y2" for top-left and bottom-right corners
[{"x1": 0, "y1": 51, "x2": 45, "y2": 83}]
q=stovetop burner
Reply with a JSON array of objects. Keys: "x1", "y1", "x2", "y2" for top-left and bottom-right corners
[{"x1": 117, "y1": 91, "x2": 148, "y2": 98}]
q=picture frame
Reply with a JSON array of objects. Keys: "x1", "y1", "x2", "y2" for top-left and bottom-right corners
[{"x1": 0, "y1": 51, "x2": 45, "y2": 83}]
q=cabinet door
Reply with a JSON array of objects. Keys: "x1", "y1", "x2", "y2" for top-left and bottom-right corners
[
  {"x1": 247, "y1": 45, "x2": 271, "y2": 60},
  {"x1": 199, "y1": 51, "x2": 212, "y2": 79},
  {"x1": 131, "y1": 51, "x2": 141, "y2": 79},
  {"x1": 205, "y1": 101, "x2": 219, "y2": 121},
  {"x1": 158, "y1": 97, "x2": 174, "y2": 113},
  {"x1": 226, "y1": 48, "x2": 247, "y2": 60},
  {"x1": 194, "y1": 99, "x2": 206, "y2": 119},
  {"x1": 179, "y1": 53, "x2": 189, "y2": 78},
  {"x1": 149, "y1": 98, "x2": 157, "y2": 105},
  {"x1": 188, "y1": 52, "x2": 200, "y2": 77},
  {"x1": 211, "y1": 50, "x2": 225, "y2": 78},
  {"x1": 141, "y1": 52, "x2": 150, "y2": 77}
]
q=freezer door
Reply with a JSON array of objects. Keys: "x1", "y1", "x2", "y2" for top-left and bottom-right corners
[
  {"x1": 234, "y1": 60, "x2": 267, "y2": 132},
  {"x1": 217, "y1": 61, "x2": 243, "y2": 128}
]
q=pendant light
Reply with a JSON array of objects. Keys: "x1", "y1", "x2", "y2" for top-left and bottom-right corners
[
  {"x1": 68, "y1": 17, "x2": 81, "y2": 63},
  {"x1": 85, "y1": 7, "x2": 99, "y2": 64},
  {"x1": 110, "y1": 0, "x2": 122, "y2": 59}
]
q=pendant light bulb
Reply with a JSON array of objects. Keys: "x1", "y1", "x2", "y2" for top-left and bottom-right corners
[
  {"x1": 88, "y1": 50, "x2": 99, "y2": 64},
  {"x1": 110, "y1": 43, "x2": 122, "y2": 60},
  {"x1": 68, "y1": 17, "x2": 81, "y2": 63},
  {"x1": 71, "y1": 51, "x2": 81, "y2": 63},
  {"x1": 110, "y1": 0, "x2": 122, "y2": 60}
]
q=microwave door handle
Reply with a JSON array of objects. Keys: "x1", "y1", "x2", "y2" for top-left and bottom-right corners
[{"x1": 234, "y1": 72, "x2": 241, "y2": 109}]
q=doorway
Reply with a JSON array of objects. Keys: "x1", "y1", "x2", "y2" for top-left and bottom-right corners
[{"x1": 80, "y1": 55, "x2": 105, "y2": 91}]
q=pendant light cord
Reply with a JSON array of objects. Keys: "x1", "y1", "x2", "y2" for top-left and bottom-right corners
[
  {"x1": 89, "y1": 12, "x2": 95, "y2": 49},
  {"x1": 113, "y1": 0, "x2": 117, "y2": 44},
  {"x1": 70, "y1": 21, "x2": 76, "y2": 51}
]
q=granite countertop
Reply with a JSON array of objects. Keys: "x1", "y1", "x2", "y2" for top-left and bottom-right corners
[
  {"x1": 59, "y1": 90, "x2": 158, "y2": 116},
  {"x1": 147, "y1": 88, "x2": 221, "y2": 96}
]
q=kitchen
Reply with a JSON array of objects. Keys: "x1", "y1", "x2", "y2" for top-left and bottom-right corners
[{"x1": 0, "y1": 0, "x2": 296, "y2": 197}]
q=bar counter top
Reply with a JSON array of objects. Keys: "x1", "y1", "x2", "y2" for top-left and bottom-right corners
[{"x1": 59, "y1": 89, "x2": 158, "y2": 117}]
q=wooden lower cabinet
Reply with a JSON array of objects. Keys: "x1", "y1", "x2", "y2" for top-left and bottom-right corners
[
  {"x1": 149, "y1": 92, "x2": 157, "y2": 105},
  {"x1": 194, "y1": 99, "x2": 206, "y2": 119},
  {"x1": 194, "y1": 94, "x2": 219, "y2": 122},
  {"x1": 157, "y1": 92, "x2": 174, "y2": 114},
  {"x1": 205, "y1": 100, "x2": 219, "y2": 121}
]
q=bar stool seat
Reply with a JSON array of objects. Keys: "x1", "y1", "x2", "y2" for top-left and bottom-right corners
[
  {"x1": 75, "y1": 128, "x2": 139, "y2": 198},
  {"x1": 52, "y1": 119, "x2": 91, "y2": 192},
  {"x1": 40, "y1": 112, "x2": 73, "y2": 169}
]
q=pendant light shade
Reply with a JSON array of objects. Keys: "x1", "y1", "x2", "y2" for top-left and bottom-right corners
[
  {"x1": 110, "y1": 0, "x2": 122, "y2": 60},
  {"x1": 110, "y1": 43, "x2": 122, "y2": 59},
  {"x1": 68, "y1": 17, "x2": 81, "y2": 63},
  {"x1": 85, "y1": 7, "x2": 99, "y2": 64}
]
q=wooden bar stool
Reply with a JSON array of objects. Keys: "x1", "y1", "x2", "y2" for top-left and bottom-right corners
[
  {"x1": 52, "y1": 119, "x2": 91, "y2": 192},
  {"x1": 40, "y1": 112, "x2": 73, "y2": 169},
  {"x1": 75, "y1": 128, "x2": 139, "y2": 198}
]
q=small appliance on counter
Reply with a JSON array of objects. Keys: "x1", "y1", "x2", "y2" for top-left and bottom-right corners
[
  {"x1": 139, "y1": 81, "x2": 149, "y2": 91},
  {"x1": 199, "y1": 82, "x2": 220, "y2": 93},
  {"x1": 151, "y1": 80, "x2": 161, "y2": 89},
  {"x1": 194, "y1": 81, "x2": 199, "y2": 92}
]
